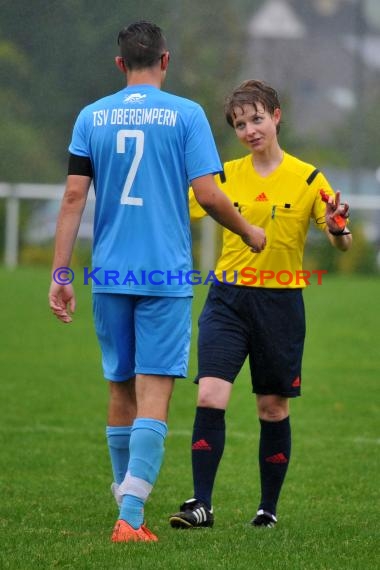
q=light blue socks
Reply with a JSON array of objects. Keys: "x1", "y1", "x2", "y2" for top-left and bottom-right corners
[
  {"x1": 119, "y1": 418, "x2": 168, "y2": 529},
  {"x1": 106, "y1": 425, "x2": 132, "y2": 485}
]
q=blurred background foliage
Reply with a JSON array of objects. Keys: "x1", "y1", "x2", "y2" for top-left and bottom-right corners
[{"x1": 0, "y1": 0, "x2": 264, "y2": 182}]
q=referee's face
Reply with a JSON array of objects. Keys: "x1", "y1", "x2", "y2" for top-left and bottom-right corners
[{"x1": 232, "y1": 103, "x2": 281, "y2": 154}]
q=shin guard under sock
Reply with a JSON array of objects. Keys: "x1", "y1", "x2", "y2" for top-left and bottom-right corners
[
  {"x1": 119, "y1": 418, "x2": 167, "y2": 529},
  {"x1": 106, "y1": 426, "x2": 132, "y2": 485}
]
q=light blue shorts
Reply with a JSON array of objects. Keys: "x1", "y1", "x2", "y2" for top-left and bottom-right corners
[{"x1": 92, "y1": 293, "x2": 192, "y2": 381}]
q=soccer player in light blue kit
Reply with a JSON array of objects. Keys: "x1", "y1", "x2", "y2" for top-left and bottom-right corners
[{"x1": 48, "y1": 21, "x2": 266, "y2": 542}]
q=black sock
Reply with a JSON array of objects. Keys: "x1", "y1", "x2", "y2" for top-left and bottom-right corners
[
  {"x1": 258, "y1": 416, "x2": 291, "y2": 516},
  {"x1": 191, "y1": 406, "x2": 226, "y2": 510}
]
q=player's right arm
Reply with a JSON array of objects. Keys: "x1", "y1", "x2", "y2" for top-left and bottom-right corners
[
  {"x1": 189, "y1": 186, "x2": 207, "y2": 221},
  {"x1": 49, "y1": 172, "x2": 91, "y2": 323},
  {"x1": 191, "y1": 174, "x2": 266, "y2": 252}
]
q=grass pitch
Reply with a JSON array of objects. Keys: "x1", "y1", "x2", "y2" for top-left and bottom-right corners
[{"x1": 0, "y1": 267, "x2": 379, "y2": 569}]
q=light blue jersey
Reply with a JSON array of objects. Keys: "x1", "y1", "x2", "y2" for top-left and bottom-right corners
[{"x1": 69, "y1": 84, "x2": 222, "y2": 296}]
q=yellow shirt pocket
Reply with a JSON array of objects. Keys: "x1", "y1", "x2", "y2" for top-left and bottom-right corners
[{"x1": 269, "y1": 206, "x2": 303, "y2": 251}]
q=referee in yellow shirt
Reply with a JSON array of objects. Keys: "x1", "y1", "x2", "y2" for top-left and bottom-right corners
[{"x1": 169, "y1": 80, "x2": 352, "y2": 529}]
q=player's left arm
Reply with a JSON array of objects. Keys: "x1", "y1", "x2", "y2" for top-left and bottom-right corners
[{"x1": 49, "y1": 173, "x2": 91, "y2": 323}]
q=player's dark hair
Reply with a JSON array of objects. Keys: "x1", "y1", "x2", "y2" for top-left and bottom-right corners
[
  {"x1": 117, "y1": 21, "x2": 167, "y2": 70},
  {"x1": 224, "y1": 80, "x2": 281, "y2": 133}
]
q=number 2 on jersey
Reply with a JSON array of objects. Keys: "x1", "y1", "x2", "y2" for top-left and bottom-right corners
[{"x1": 117, "y1": 129, "x2": 144, "y2": 206}]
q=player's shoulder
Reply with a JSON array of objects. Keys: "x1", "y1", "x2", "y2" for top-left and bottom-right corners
[
  {"x1": 158, "y1": 90, "x2": 206, "y2": 118},
  {"x1": 79, "y1": 86, "x2": 202, "y2": 113},
  {"x1": 76, "y1": 89, "x2": 125, "y2": 118},
  {"x1": 160, "y1": 89, "x2": 198, "y2": 106}
]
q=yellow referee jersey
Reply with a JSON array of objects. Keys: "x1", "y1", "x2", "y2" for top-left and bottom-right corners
[{"x1": 190, "y1": 152, "x2": 334, "y2": 288}]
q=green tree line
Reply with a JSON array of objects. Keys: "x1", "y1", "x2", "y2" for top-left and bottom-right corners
[
  {"x1": 0, "y1": 0, "x2": 265, "y2": 183},
  {"x1": 2, "y1": 0, "x2": 380, "y2": 185}
]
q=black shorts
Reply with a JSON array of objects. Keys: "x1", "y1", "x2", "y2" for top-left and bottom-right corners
[{"x1": 196, "y1": 283, "x2": 306, "y2": 397}]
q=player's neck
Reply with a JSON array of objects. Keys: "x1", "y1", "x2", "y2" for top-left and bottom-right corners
[
  {"x1": 251, "y1": 144, "x2": 284, "y2": 177},
  {"x1": 126, "y1": 68, "x2": 163, "y2": 89}
]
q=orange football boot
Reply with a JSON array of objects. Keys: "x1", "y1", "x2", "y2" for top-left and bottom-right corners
[{"x1": 111, "y1": 519, "x2": 158, "y2": 542}]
